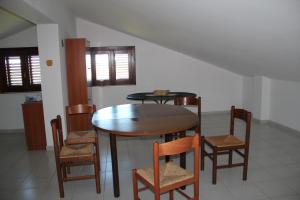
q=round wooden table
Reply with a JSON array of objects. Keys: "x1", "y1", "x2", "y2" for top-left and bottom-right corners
[{"x1": 92, "y1": 104, "x2": 198, "y2": 197}]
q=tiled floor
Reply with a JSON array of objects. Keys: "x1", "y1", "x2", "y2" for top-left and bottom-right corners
[{"x1": 1, "y1": 113, "x2": 300, "y2": 200}]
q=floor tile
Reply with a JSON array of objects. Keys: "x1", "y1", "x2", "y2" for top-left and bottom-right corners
[{"x1": 1, "y1": 112, "x2": 300, "y2": 199}]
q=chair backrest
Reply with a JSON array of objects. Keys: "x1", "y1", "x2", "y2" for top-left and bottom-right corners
[
  {"x1": 174, "y1": 96, "x2": 201, "y2": 134},
  {"x1": 153, "y1": 134, "x2": 200, "y2": 189},
  {"x1": 229, "y1": 106, "x2": 252, "y2": 145},
  {"x1": 50, "y1": 115, "x2": 64, "y2": 159},
  {"x1": 66, "y1": 104, "x2": 96, "y2": 132}
]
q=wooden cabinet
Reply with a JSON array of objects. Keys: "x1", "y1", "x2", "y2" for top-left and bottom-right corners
[
  {"x1": 22, "y1": 101, "x2": 46, "y2": 150},
  {"x1": 65, "y1": 38, "x2": 90, "y2": 131},
  {"x1": 65, "y1": 38, "x2": 88, "y2": 105}
]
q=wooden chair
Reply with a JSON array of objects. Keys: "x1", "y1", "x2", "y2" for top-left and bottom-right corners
[
  {"x1": 132, "y1": 134, "x2": 200, "y2": 200},
  {"x1": 65, "y1": 104, "x2": 100, "y2": 171},
  {"x1": 174, "y1": 96, "x2": 201, "y2": 134},
  {"x1": 172, "y1": 96, "x2": 201, "y2": 166},
  {"x1": 201, "y1": 106, "x2": 252, "y2": 184},
  {"x1": 50, "y1": 115, "x2": 100, "y2": 198}
]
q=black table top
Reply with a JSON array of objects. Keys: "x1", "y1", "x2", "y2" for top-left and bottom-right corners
[{"x1": 127, "y1": 92, "x2": 196, "y2": 104}]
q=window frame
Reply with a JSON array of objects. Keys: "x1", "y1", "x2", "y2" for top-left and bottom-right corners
[
  {"x1": 0, "y1": 47, "x2": 41, "y2": 93},
  {"x1": 87, "y1": 46, "x2": 136, "y2": 86}
]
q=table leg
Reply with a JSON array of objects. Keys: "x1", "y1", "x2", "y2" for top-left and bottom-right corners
[
  {"x1": 179, "y1": 132, "x2": 186, "y2": 169},
  {"x1": 110, "y1": 134, "x2": 120, "y2": 197},
  {"x1": 165, "y1": 133, "x2": 173, "y2": 162},
  {"x1": 179, "y1": 131, "x2": 186, "y2": 190}
]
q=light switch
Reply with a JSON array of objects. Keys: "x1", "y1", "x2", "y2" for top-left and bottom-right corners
[{"x1": 46, "y1": 60, "x2": 53, "y2": 67}]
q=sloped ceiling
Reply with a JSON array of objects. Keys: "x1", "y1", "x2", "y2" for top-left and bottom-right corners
[
  {"x1": 0, "y1": 7, "x2": 34, "y2": 40},
  {"x1": 4, "y1": 0, "x2": 300, "y2": 81},
  {"x1": 62, "y1": 0, "x2": 300, "y2": 81}
]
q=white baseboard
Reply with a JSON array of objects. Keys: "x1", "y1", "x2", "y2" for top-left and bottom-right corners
[
  {"x1": 202, "y1": 110, "x2": 229, "y2": 115},
  {"x1": 46, "y1": 146, "x2": 54, "y2": 151},
  {"x1": 203, "y1": 111, "x2": 300, "y2": 136},
  {"x1": 253, "y1": 118, "x2": 300, "y2": 136},
  {"x1": 267, "y1": 120, "x2": 300, "y2": 136},
  {"x1": 253, "y1": 118, "x2": 269, "y2": 124},
  {"x1": 0, "y1": 129, "x2": 24, "y2": 134}
]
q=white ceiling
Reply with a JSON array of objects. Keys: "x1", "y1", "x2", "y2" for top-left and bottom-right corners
[
  {"x1": 0, "y1": 7, "x2": 34, "y2": 40},
  {"x1": 61, "y1": 0, "x2": 300, "y2": 81},
  {"x1": 2, "y1": 0, "x2": 299, "y2": 81}
]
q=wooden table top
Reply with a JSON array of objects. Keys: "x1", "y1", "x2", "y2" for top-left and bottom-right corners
[{"x1": 92, "y1": 104, "x2": 198, "y2": 136}]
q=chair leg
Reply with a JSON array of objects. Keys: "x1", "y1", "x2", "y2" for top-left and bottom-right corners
[
  {"x1": 56, "y1": 163, "x2": 64, "y2": 198},
  {"x1": 169, "y1": 190, "x2": 174, "y2": 200},
  {"x1": 243, "y1": 149, "x2": 249, "y2": 180},
  {"x1": 94, "y1": 156, "x2": 101, "y2": 193},
  {"x1": 67, "y1": 166, "x2": 71, "y2": 174},
  {"x1": 212, "y1": 148, "x2": 217, "y2": 184},
  {"x1": 62, "y1": 166, "x2": 67, "y2": 179},
  {"x1": 132, "y1": 169, "x2": 139, "y2": 200},
  {"x1": 95, "y1": 138, "x2": 100, "y2": 171},
  {"x1": 165, "y1": 134, "x2": 173, "y2": 162},
  {"x1": 155, "y1": 192, "x2": 160, "y2": 200},
  {"x1": 194, "y1": 182, "x2": 199, "y2": 200},
  {"x1": 200, "y1": 138, "x2": 205, "y2": 171}
]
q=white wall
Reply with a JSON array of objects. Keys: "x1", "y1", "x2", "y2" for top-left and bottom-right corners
[
  {"x1": 242, "y1": 76, "x2": 255, "y2": 112},
  {"x1": 260, "y1": 77, "x2": 271, "y2": 120},
  {"x1": 58, "y1": 29, "x2": 69, "y2": 113},
  {"x1": 253, "y1": 76, "x2": 271, "y2": 120},
  {"x1": 0, "y1": 92, "x2": 39, "y2": 130},
  {"x1": 37, "y1": 24, "x2": 66, "y2": 146},
  {"x1": 270, "y1": 79, "x2": 300, "y2": 132},
  {"x1": 77, "y1": 18, "x2": 244, "y2": 111},
  {"x1": 243, "y1": 75, "x2": 300, "y2": 132},
  {"x1": 243, "y1": 76, "x2": 271, "y2": 120},
  {"x1": 0, "y1": 26, "x2": 39, "y2": 130}
]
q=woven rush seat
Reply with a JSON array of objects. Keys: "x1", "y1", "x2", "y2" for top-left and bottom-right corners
[
  {"x1": 133, "y1": 135, "x2": 199, "y2": 200},
  {"x1": 51, "y1": 115, "x2": 100, "y2": 198},
  {"x1": 66, "y1": 130, "x2": 97, "y2": 144},
  {"x1": 201, "y1": 106, "x2": 252, "y2": 184},
  {"x1": 60, "y1": 143, "x2": 94, "y2": 158},
  {"x1": 137, "y1": 161, "x2": 193, "y2": 188},
  {"x1": 205, "y1": 135, "x2": 244, "y2": 148}
]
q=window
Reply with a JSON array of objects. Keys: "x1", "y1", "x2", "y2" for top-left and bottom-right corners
[
  {"x1": 0, "y1": 47, "x2": 41, "y2": 92},
  {"x1": 86, "y1": 46, "x2": 136, "y2": 86}
]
